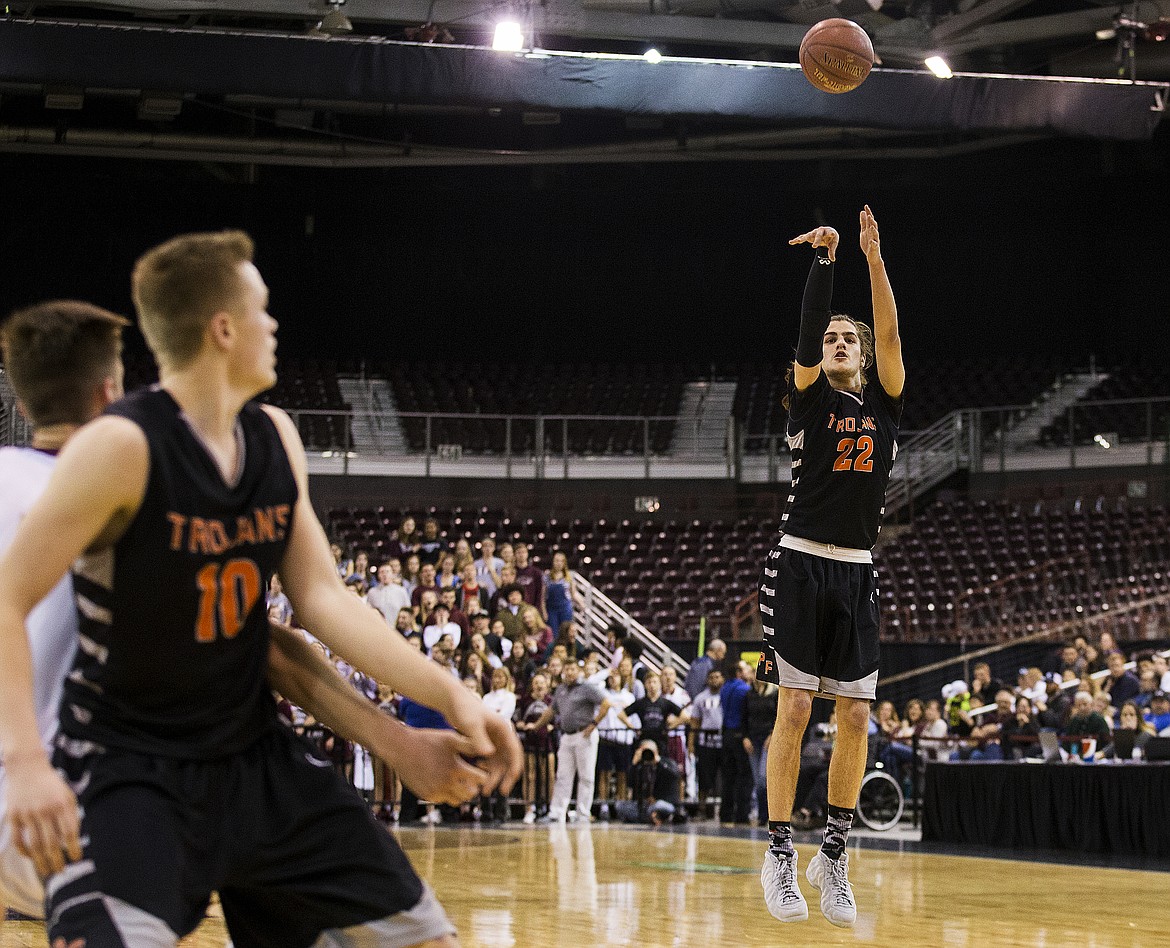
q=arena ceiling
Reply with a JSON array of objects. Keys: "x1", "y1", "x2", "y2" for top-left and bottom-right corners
[{"x1": 0, "y1": 0, "x2": 1167, "y2": 165}]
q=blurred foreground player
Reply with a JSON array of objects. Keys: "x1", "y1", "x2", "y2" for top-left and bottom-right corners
[
  {"x1": 0, "y1": 234, "x2": 521, "y2": 947},
  {"x1": 758, "y1": 206, "x2": 904, "y2": 928},
  {"x1": 0, "y1": 300, "x2": 509, "y2": 925}
]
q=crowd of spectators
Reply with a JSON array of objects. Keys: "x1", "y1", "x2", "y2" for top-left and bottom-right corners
[{"x1": 274, "y1": 527, "x2": 787, "y2": 827}]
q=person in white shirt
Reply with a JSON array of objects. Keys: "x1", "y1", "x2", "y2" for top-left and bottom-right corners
[
  {"x1": 423, "y1": 604, "x2": 463, "y2": 653},
  {"x1": 596, "y1": 668, "x2": 637, "y2": 817},
  {"x1": 475, "y1": 537, "x2": 505, "y2": 597},
  {"x1": 367, "y1": 560, "x2": 411, "y2": 626},
  {"x1": 483, "y1": 666, "x2": 517, "y2": 721},
  {"x1": 660, "y1": 665, "x2": 693, "y2": 801}
]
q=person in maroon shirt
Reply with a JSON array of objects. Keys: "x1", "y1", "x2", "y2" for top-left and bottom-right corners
[
  {"x1": 437, "y1": 586, "x2": 470, "y2": 640},
  {"x1": 410, "y1": 562, "x2": 438, "y2": 613},
  {"x1": 513, "y1": 543, "x2": 546, "y2": 618}
]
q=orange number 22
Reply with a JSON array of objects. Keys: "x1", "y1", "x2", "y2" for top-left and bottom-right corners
[{"x1": 833, "y1": 435, "x2": 875, "y2": 473}]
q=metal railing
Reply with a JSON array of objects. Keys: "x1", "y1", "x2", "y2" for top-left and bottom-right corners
[{"x1": 573, "y1": 571, "x2": 691, "y2": 677}]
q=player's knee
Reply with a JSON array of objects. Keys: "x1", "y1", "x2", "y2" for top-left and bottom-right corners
[
  {"x1": 836, "y1": 697, "x2": 871, "y2": 734},
  {"x1": 775, "y1": 689, "x2": 814, "y2": 730}
]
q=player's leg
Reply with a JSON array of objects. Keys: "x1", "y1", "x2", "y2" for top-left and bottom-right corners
[
  {"x1": 757, "y1": 546, "x2": 822, "y2": 924},
  {"x1": 46, "y1": 745, "x2": 214, "y2": 948},
  {"x1": 219, "y1": 726, "x2": 457, "y2": 948},
  {"x1": 804, "y1": 560, "x2": 880, "y2": 929}
]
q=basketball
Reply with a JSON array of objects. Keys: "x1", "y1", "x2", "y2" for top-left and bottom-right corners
[{"x1": 799, "y1": 18, "x2": 874, "y2": 94}]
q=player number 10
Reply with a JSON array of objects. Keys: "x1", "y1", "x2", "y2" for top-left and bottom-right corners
[
  {"x1": 195, "y1": 558, "x2": 263, "y2": 642},
  {"x1": 833, "y1": 435, "x2": 875, "y2": 473}
]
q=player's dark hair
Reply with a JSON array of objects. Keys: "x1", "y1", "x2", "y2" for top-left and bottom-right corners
[
  {"x1": 1, "y1": 300, "x2": 128, "y2": 427},
  {"x1": 782, "y1": 314, "x2": 875, "y2": 411}
]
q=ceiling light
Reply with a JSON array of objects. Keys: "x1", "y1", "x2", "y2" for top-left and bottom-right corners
[
  {"x1": 1096, "y1": 28, "x2": 1117, "y2": 41},
  {"x1": 924, "y1": 56, "x2": 953, "y2": 79},
  {"x1": 312, "y1": 3, "x2": 353, "y2": 36},
  {"x1": 644, "y1": 48, "x2": 662, "y2": 64},
  {"x1": 492, "y1": 21, "x2": 525, "y2": 51}
]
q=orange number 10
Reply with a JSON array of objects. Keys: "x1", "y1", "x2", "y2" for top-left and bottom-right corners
[{"x1": 195, "y1": 559, "x2": 262, "y2": 642}]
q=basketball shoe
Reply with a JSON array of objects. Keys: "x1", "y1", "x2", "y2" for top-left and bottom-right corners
[
  {"x1": 805, "y1": 850, "x2": 857, "y2": 927},
  {"x1": 761, "y1": 849, "x2": 808, "y2": 922}
]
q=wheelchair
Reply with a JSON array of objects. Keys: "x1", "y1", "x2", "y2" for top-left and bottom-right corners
[{"x1": 854, "y1": 732, "x2": 905, "y2": 831}]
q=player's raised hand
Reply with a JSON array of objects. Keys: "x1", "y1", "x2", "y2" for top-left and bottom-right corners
[
  {"x1": 859, "y1": 204, "x2": 881, "y2": 262},
  {"x1": 4, "y1": 755, "x2": 82, "y2": 878},
  {"x1": 789, "y1": 225, "x2": 839, "y2": 262}
]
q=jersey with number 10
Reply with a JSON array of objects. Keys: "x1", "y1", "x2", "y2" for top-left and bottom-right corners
[
  {"x1": 61, "y1": 388, "x2": 298, "y2": 759},
  {"x1": 781, "y1": 371, "x2": 902, "y2": 550}
]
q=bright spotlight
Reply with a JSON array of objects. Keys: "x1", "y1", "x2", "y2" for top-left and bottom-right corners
[
  {"x1": 492, "y1": 20, "x2": 525, "y2": 51},
  {"x1": 644, "y1": 48, "x2": 662, "y2": 63},
  {"x1": 924, "y1": 55, "x2": 954, "y2": 79}
]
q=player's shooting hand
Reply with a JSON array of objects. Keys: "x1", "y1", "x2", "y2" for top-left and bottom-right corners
[
  {"x1": 4, "y1": 754, "x2": 82, "y2": 879},
  {"x1": 397, "y1": 728, "x2": 490, "y2": 806},
  {"x1": 446, "y1": 688, "x2": 523, "y2": 795},
  {"x1": 788, "y1": 225, "x2": 839, "y2": 262},
  {"x1": 859, "y1": 204, "x2": 881, "y2": 262}
]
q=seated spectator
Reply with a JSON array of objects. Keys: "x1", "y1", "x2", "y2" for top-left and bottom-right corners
[
  {"x1": 417, "y1": 517, "x2": 446, "y2": 566},
  {"x1": 1082, "y1": 644, "x2": 1105, "y2": 675},
  {"x1": 969, "y1": 662, "x2": 1005, "y2": 709},
  {"x1": 1104, "y1": 701, "x2": 1155, "y2": 760},
  {"x1": 1153, "y1": 654, "x2": 1170, "y2": 692},
  {"x1": 1017, "y1": 667, "x2": 1046, "y2": 708},
  {"x1": 1038, "y1": 673, "x2": 1071, "y2": 728},
  {"x1": 1055, "y1": 643, "x2": 1087, "y2": 679},
  {"x1": 1102, "y1": 651, "x2": 1141, "y2": 710},
  {"x1": 475, "y1": 536, "x2": 505, "y2": 597},
  {"x1": 919, "y1": 699, "x2": 949, "y2": 751},
  {"x1": 894, "y1": 698, "x2": 925, "y2": 742},
  {"x1": 1092, "y1": 692, "x2": 1116, "y2": 731},
  {"x1": 949, "y1": 690, "x2": 1015, "y2": 762},
  {"x1": 942, "y1": 680, "x2": 974, "y2": 738},
  {"x1": 1000, "y1": 695, "x2": 1041, "y2": 759},
  {"x1": 367, "y1": 560, "x2": 411, "y2": 625},
  {"x1": 423, "y1": 603, "x2": 462, "y2": 653},
  {"x1": 1146, "y1": 690, "x2": 1170, "y2": 733},
  {"x1": 1065, "y1": 690, "x2": 1111, "y2": 748},
  {"x1": 1133, "y1": 669, "x2": 1160, "y2": 712}
]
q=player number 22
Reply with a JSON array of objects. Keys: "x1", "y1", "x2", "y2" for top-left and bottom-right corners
[
  {"x1": 195, "y1": 558, "x2": 262, "y2": 643},
  {"x1": 834, "y1": 435, "x2": 875, "y2": 473}
]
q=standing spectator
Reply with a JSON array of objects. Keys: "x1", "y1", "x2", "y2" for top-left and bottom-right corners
[
  {"x1": 475, "y1": 536, "x2": 505, "y2": 596},
  {"x1": 515, "y1": 672, "x2": 555, "y2": 823},
  {"x1": 416, "y1": 589, "x2": 439, "y2": 633},
  {"x1": 719, "y1": 661, "x2": 753, "y2": 826},
  {"x1": 1102, "y1": 651, "x2": 1141, "y2": 710},
  {"x1": 617, "y1": 655, "x2": 645, "y2": 700},
  {"x1": 410, "y1": 562, "x2": 439, "y2": 613},
  {"x1": 530, "y1": 660, "x2": 612, "y2": 823},
  {"x1": 494, "y1": 583, "x2": 526, "y2": 641},
  {"x1": 514, "y1": 542, "x2": 547, "y2": 617},
  {"x1": 546, "y1": 621, "x2": 578, "y2": 662},
  {"x1": 267, "y1": 572, "x2": 293, "y2": 625},
  {"x1": 684, "y1": 639, "x2": 728, "y2": 699},
  {"x1": 489, "y1": 564, "x2": 520, "y2": 615},
  {"x1": 417, "y1": 517, "x2": 446, "y2": 566},
  {"x1": 482, "y1": 666, "x2": 517, "y2": 821},
  {"x1": 393, "y1": 606, "x2": 418, "y2": 640},
  {"x1": 438, "y1": 586, "x2": 470, "y2": 640},
  {"x1": 330, "y1": 542, "x2": 352, "y2": 579},
  {"x1": 660, "y1": 666, "x2": 692, "y2": 787},
  {"x1": 351, "y1": 549, "x2": 372, "y2": 587},
  {"x1": 435, "y1": 552, "x2": 459, "y2": 592},
  {"x1": 1098, "y1": 630, "x2": 1118, "y2": 657},
  {"x1": 743, "y1": 664, "x2": 779, "y2": 824},
  {"x1": 467, "y1": 631, "x2": 503, "y2": 671},
  {"x1": 475, "y1": 613, "x2": 505, "y2": 660},
  {"x1": 506, "y1": 634, "x2": 536, "y2": 694},
  {"x1": 545, "y1": 551, "x2": 575, "y2": 636},
  {"x1": 367, "y1": 560, "x2": 410, "y2": 626},
  {"x1": 685, "y1": 668, "x2": 725, "y2": 820},
  {"x1": 596, "y1": 668, "x2": 637, "y2": 819},
  {"x1": 498, "y1": 541, "x2": 515, "y2": 570},
  {"x1": 423, "y1": 603, "x2": 462, "y2": 653},
  {"x1": 453, "y1": 537, "x2": 475, "y2": 573},
  {"x1": 391, "y1": 515, "x2": 421, "y2": 560},
  {"x1": 401, "y1": 552, "x2": 421, "y2": 600},
  {"x1": 396, "y1": 647, "x2": 455, "y2": 825},
  {"x1": 522, "y1": 605, "x2": 554, "y2": 657},
  {"x1": 459, "y1": 562, "x2": 490, "y2": 617}
]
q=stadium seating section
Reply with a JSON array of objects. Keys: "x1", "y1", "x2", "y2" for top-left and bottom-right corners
[{"x1": 1040, "y1": 364, "x2": 1170, "y2": 446}]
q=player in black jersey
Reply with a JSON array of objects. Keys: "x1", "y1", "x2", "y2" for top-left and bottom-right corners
[
  {"x1": 0, "y1": 233, "x2": 521, "y2": 948},
  {"x1": 0, "y1": 300, "x2": 497, "y2": 924},
  {"x1": 758, "y1": 207, "x2": 904, "y2": 929}
]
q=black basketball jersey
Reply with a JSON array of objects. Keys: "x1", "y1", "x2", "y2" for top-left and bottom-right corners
[
  {"x1": 780, "y1": 371, "x2": 902, "y2": 550},
  {"x1": 62, "y1": 388, "x2": 298, "y2": 758}
]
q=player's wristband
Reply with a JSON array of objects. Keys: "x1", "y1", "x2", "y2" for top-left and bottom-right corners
[{"x1": 795, "y1": 247, "x2": 834, "y2": 367}]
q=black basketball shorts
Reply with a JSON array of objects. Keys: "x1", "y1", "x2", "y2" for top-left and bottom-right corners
[
  {"x1": 756, "y1": 543, "x2": 880, "y2": 700},
  {"x1": 46, "y1": 723, "x2": 454, "y2": 948}
]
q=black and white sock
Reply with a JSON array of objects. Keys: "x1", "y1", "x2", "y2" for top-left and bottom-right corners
[
  {"x1": 820, "y1": 804, "x2": 854, "y2": 861},
  {"x1": 768, "y1": 820, "x2": 795, "y2": 860}
]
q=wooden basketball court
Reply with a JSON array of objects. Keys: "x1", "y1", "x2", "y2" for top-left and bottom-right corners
[{"x1": 4, "y1": 825, "x2": 1166, "y2": 946}]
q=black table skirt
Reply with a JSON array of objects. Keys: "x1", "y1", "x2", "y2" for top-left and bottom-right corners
[{"x1": 922, "y1": 761, "x2": 1170, "y2": 857}]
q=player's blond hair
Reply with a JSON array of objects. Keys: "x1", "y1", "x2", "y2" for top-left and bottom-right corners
[
  {"x1": 1, "y1": 300, "x2": 128, "y2": 426},
  {"x1": 131, "y1": 230, "x2": 254, "y2": 370},
  {"x1": 782, "y1": 314, "x2": 875, "y2": 411}
]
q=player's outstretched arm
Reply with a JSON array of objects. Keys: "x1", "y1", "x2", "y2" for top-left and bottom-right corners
[
  {"x1": 787, "y1": 225, "x2": 839, "y2": 391},
  {"x1": 860, "y1": 204, "x2": 905, "y2": 399},
  {"x1": 266, "y1": 623, "x2": 488, "y2": 804},
  {"x1": 0, "y1": 416, "x2": 148, "y2": 876},
  {"x1": 262, "y1": 405, "x2": 523, "y2": 793}
]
